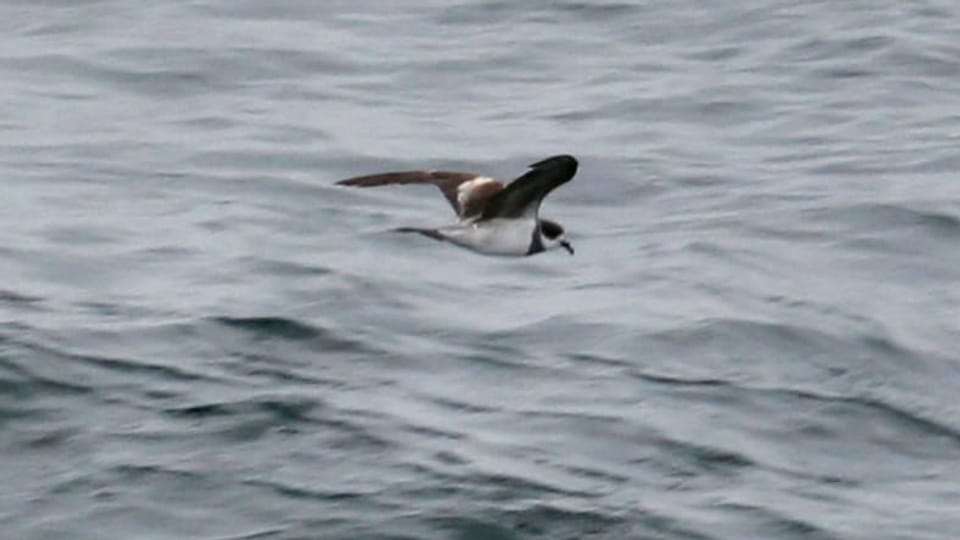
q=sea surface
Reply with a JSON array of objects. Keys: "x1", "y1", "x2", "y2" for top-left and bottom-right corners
[{"x1": 2, "y1": 1, "x2": 960, "y2": 539}]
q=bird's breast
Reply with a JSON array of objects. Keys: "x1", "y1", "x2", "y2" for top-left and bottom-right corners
[{"x1": 439, "y1": 218, "x2": 537, "y2": 256}]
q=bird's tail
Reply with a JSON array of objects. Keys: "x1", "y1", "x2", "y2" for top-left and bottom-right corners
[{"x1": 392, "y1": 227, "x2": 445, "y2": 241}]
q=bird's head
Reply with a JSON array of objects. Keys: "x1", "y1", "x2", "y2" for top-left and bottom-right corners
[{"x1": 539, "y1": 219, "x2": 573, "y2": 255}]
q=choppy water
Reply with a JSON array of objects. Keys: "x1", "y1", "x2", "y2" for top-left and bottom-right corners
[{"x1": 3, "y1": 1, "x2": 960, "y2": 539}]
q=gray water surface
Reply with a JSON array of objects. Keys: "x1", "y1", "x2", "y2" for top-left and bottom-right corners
[{"x1": 2, "y1": 2, "x2": 960, "y2": 539}]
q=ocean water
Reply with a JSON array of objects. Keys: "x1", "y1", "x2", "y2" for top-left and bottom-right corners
[{"x1": 2, "y1": 1, "x2": 960, "y2": 539}]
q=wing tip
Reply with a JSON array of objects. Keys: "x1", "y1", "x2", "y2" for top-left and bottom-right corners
[
  {"x1": 529, "y1": 154, "x2": 578, "y2": 171},
  {"x1": 334, "y1": 173, "x2": 416, "y2": 187}
]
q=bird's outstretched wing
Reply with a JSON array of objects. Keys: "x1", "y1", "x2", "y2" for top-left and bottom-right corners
[
  {"x1": 336, "y1": 170, "x2": 504, "y2": 219},
  {"x1": 479, "y1": 155, "x2": 578, "y2": 220}
]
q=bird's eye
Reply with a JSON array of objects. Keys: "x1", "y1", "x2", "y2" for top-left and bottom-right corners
[{"x1": 540, "y1": 220, "x2": 564, "y2": 240}]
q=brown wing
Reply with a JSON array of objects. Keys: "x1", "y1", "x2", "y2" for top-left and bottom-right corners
[{"x1": 336, "y1": 170, "x2": 504, "y2": 219}]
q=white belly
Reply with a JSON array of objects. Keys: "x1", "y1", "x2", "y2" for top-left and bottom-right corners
[{"x1": 439, "y1": 218, "x2": 536, "y2": 256}]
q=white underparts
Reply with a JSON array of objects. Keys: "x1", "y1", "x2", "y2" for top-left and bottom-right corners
[{"x1": 437, "y1": 218, "x2": 537, "y2": 257}]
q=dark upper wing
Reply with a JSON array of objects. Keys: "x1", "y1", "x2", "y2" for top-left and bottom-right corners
[
  {"x1": 479, "y1": 155, "x2": 578, "y2": 220},
  {"x1": 336, "y1": 170, "x2": 503, "y2": 218}
]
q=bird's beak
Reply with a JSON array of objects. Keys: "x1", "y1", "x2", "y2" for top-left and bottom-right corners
[{"x1": 560, "y1": 240, "x2": 574, "y2": 255}]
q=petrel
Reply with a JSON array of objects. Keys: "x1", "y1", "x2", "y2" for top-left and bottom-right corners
[{"x1": 336, "y1": 154, "x2": 577, "y2": 257}]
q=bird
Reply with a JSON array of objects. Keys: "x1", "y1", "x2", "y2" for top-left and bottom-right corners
[{"x1": 335, "y1": 154, "x2": 577, "y2": 257}]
